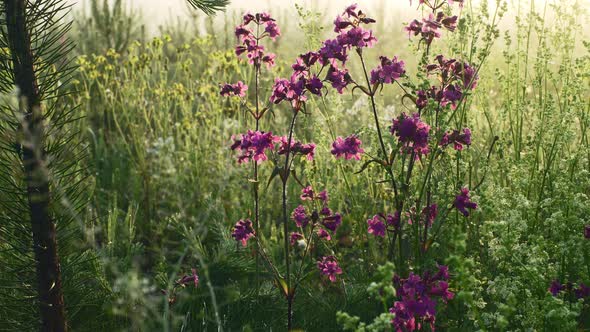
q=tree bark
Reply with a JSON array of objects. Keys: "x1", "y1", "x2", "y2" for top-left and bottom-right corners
[{"x1": 3, "y1": 1, "x2": 68, "y2": 331}]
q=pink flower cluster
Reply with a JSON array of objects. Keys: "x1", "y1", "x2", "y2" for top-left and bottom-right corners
[
  {"x1": 220, "y1": 81, "x2": 248, "y2": 97},
  {"x1": 390, "y1": 266, "x2": 454, "y2": 331},
  {"x1": 333, "y1": 4, "x2": 377, "y2": 49},
  {"x1": 232, "y1": 219, "x2": 255, "y2": 246},
  {"x1": 421, "y1": 204, "x2": 438, "y2": 228},
  {"x1": 331, "y1": 134, "x2": 364, "y2": 160},
  {"x1": 317, "y1": 255, "x2": 343, "y2": 282},
  {"x1": 390, "y1": 113, "x2": 431, "y2": 156},
  {"x1": 230, "y1": 130, "x2": 278, "y2": 164},
  {"x1": 440, "y1": 128, "x2": 471, "y2": 151},
  {"x1": 417, "y1": 56, "x2": 479, "y2": 110},
  {"x1": 291, "y1": 186, "x2": 342, "y2": 240},
  {"x1": 276, "y1": 136, "x2": 316, "y2": 161},
  {"x1": 176, "y1": 268, "x2": 199, "y2": 288},
  {"x1": 549, "y1": 279, "x2": 590, "y2": 299},
  {"x1": 366, "y1": 212, "x2": 401, "y2": 238},
  {"x1": 453, "y1": 187, "x2": 477, "y2": 217},
  {"x1": 321, "y1": 4, "x2": 379, "y2": 94},
  {"x1": 235, "y1": 12, "x2": 279, "y2": 68},
  {"x1": 406, "y1": 0, "x2": 463, "y2": 47},
  {"x1": 406, "y1": 12, "x2": 458, "y2": 46},
  {"x1": 230, "y1": 131, "x2": 316, "y2": 164},
  {"x1": 370, "y1": 56, "x2": 406, "y2": 85},
  {"x1": 269, "y1": 51, "x2": 326, "y2": 109}
]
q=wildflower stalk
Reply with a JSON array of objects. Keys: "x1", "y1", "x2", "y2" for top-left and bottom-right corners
[
  {"x1": 282, "y1": 110, "x2": 298, "y2": 330},
  {"x1": 357, "y1": 49, "x2": 405, "y2": 265},
  {"x1": 356, "y1": 49, "x2": 400, "y2": 205},
  {"x1": 253, "y1": 23, "x2": 261, "y2": 298}
]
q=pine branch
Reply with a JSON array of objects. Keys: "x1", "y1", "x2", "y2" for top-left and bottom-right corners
[{"x1": 186, "y1": 0, "x2": 229, "y2": 15}]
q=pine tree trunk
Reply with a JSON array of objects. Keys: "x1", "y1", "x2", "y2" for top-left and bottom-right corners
[{"x1": 3, "y1": 1, "x2": 68, "y2": 331}]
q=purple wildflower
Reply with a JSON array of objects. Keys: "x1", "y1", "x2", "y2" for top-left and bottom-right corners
[
  {"x1": 322, "y1": 213, "x2": 342, "y2": 232},
  {"x1": 441, "y1": 128, "x2": 472, "y2": 151},
  {"x1": 306, "y1": 75, "x2": 324, "y2": 95},
  {"x1": 390, "y1": 113, "x2": 431, "y2": 156},
  {"x1": 300, "y1": 51, "x2": 320, "y2": 67},
  {"x1": 317, "y1": 256, "x2": 343, "y2": 282},
  {"x1": 549, "y1": 280, "x2": 564, "y2": 296},
  {"x1": 422, "y1": 204, "x2": 438, "y2": 227},
  {"x1": 290, "y1": 232, "x2": 304, "y2": 246},
  {"x1": 441, "y1": 85, "x2": 462, "y2": 108},
  {"x1": 453, "y1": 187, "x2": 477, "y2": 217},
  {"x1": 584, "y1": 225, "x2": 590, "y2": 239},
  {"x1": 326, "y1": 65, "x2": 352, "y2": 94},
  {"x1": 318, "y1": 190, "x2": 329, "y2": 203},
  {"x1": 386, "y1": 211, "x2": 401, "y2": 229},
  {"x1": 331, "y1": 135, "x2": 364, "y2": 160},
  {"x1": 390, "y1": 269, "x2": 454, "y2": 331},
  {"x1": 334, "y1": 15, "x2": 353, "y2": 33},
  {"x1": 432, "y1": 265, "x2": 450, "y2": 281},
  {"x1": 264, "y1": 20, "x2": 281, "y2": 40},
  {"x1": 292, "y1": 58, "x2": 308, "y2": 74},
  {"x1": 261, "y1": 53, "x2": 276, "y2": 69},
  {"x1": 370, "y1": 56, "x2": 406, "y2": 85},
  {"x1": 319, "y1": 38, "x2": 348, "y2": 65},
  {"x1": 276, "y1": 136, "x2": 316, "y2": 161},
  {"x1": 220, "y1": 81, "x2": 248, "y2": 97},
  {"x1": 176, "y1": 268, "x2": 199, "y2": 288},
  {"x1": 343, "y1": 4, "x2": 359, "y2": 18},
  {"x1": 405, "y1": 11, "x2": 458, "y2": 46},
  {"x1": 269, "y1": 75, "x2": 309, "y2": 109},
  {"x1": 367, "y1": 215, "x2": 386, "y2": 237},
  {"x1": 235, "y1": 25, "x2": 253, "y2": 40},
  {"x1": 429, "y1": 281, "x2": 454, "y2": 302},
  {"x1": 291, "y1": 205, "x2": 309, "y2": 228},
  {"x1": 317, "y1": 228, "x2": 331, "y2": 241},
  {"x1": 230, "y1": 130, "x2": 277, "y2": 164},
  {"x1": 575, "y1": 283, "x2": 590, "y2": 299},
  {"x1": 337, "y1": 27, "x2": 377, "y2": 49},
  {"x1": 300, "y1": 186, "x2": 314, "y2": 201},
  {"x1": 232, "y1": 219, "x2": 255, "y2": 247}
]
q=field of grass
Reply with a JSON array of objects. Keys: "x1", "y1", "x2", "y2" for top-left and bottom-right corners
[{"x1": 0, "y1": 0, "x2": 589, "y2": 331}]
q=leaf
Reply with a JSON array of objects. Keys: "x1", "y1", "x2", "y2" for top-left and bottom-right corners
[
  {"x1": 265, "y1": 166, "x2": 282, "y2": 190},
  {"x1": 275, "y1": 277, "x2": 289, "y2": 298},
  {"x1": 351, "y1": 84, "x2": 372, "y2": 97},
  {"x1": 354, "y1": 158, "x2": 381, "y2": 174}
]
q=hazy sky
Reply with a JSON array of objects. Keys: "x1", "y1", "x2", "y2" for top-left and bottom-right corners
[{"x1": 69, "y1": 0, "x2": 421, "y2": 24}]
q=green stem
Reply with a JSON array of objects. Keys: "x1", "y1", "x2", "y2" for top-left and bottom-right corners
[{"x1": 282, "y1": 111, "x2": 298, "y2": 330}]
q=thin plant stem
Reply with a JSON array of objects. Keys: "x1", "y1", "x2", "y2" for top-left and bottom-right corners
[
  {"x1": 282, "y1": 110, "x2": 299, "y2": 330},
  {"x1": 253, "y1": 23, "x2": 261, "y2": 299}
]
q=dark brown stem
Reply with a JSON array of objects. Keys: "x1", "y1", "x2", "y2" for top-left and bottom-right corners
[{"x1": 4, "y1": 1, "x2": 68, "y2": 331}]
